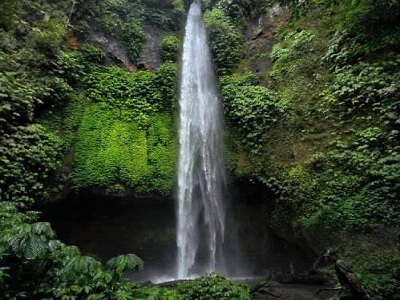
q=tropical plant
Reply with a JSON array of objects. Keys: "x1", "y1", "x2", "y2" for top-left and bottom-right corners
[
  {"x1": 204, "y1": 8, "x2": 244, "y2": 75},
  {"x1": 120, "y1": 20, "x2": 145, "y2": 63},
  {"x1": 160, "y1": 34, "x2": 181, "y2": 62},
  {"x1": 177, "y1": 273, "x2": 251, "y2": 300}
]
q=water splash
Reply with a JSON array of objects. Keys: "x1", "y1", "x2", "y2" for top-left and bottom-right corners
[{"x1": 177, "y1": 0, "x2": 226, "y2": 279}]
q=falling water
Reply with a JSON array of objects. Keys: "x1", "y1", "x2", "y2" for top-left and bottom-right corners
[{"x1": 177, "y1": 0, "x2": 226, "y2": 279}]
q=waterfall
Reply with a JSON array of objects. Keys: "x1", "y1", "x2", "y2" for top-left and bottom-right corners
[{"x1": 177, "y1": 0, "x2": 226, "y2": 279}]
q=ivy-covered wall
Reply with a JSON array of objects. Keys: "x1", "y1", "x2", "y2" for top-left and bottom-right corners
[{"x1": 58, "y1": 57, "x2": 179, "y2": 195}]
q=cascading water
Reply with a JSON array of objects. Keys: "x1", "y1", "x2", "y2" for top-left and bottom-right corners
[{"x1": 177, "y1": 0, "x2": 226, "y2": 279}]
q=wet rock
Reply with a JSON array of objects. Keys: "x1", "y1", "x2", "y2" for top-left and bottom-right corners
[
  {"x1": 89, "y1": 31, "x2": 136, "y2": 71},
  {"x1": 252, "y1": 28, "x2": 264, "y2": 40},
  {"x1": 137, "y1": 61, "x2": 152, "y2": 70},
  {"x1": 274, "y1": 270, "x2": 332, "y2": 285}
]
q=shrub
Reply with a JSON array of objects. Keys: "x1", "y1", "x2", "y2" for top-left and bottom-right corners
[
  {"x1": 0, "y1": 202, "x2": 145, "y2": 299},
  {"x1": 221, "y1": 73, "x2": 280, "y2": 153},
  {"x1": 204, "y1": 9, "x2": 244, "y2": 75},
  {"x1": 27, "y1": 19, "x2": 67, "y2": 57},
  {"x1": 153, "y1": 62, "x2": 178, "y2": 111},
  {"x1": 323, "y1": 62, "x2": 398, "y2": 116},
  {"x1": 160, "y1": 34, "x2": 180, "y2": 62},
  {"x1": 0, "y1": 125, "x2": 62, "y2": 204},
  {"x1": 120, "y1": 20, "x2": 145, "y2": 63},
  {"x1": 177, "y1": 273, "x2": 250, "y2": 300}
]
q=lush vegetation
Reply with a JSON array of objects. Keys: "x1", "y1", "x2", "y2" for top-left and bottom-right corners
[
  {"x1": 1, "y1": 0, "x2": 399, "y2": 299},
  {"x1": 1, "y1": 0, "x2": 191, "y2": 299},
  {"x1": 177, "y1": 273, "x2": 250, "y2": 300},
  {"x1": 160, "y1": 34, "x2": 181, "y2": 62},
  {"x1": 205, "y1": 0, "x2": 400, "y2": 229},
  {"x1": 0, "y1": 201, "x2": 145, "y2": 299},
  {"x1": 204, "y1": 8, "x2": 245, "y2": 75},
  {"x1": 0, "y1": 0, "x2": 70, "y2": 205},
  {"x1": 221, "y1": 72, "x2": 281, "y2": 154},
  {"x1": 66, "y1": 63, "x2": 178, "y2": 195},
  {"x1": 268, "y1": 0, "x2": 400, "y2": 231},
  {"x1": 0, "y1": 200, "x2": 249, "y2": 299},
  {"x1": 205, "y1": 0, "x2": 400, "y2": 298}
]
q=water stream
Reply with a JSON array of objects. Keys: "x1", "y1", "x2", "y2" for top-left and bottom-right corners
[{"x1": 177, "y1": 0, "x2": 226, "y2": 279}]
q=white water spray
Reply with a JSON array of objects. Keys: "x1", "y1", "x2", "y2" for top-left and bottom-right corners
[{"x1": 177, "y1": 0, "x2": 226, "y2": 279}]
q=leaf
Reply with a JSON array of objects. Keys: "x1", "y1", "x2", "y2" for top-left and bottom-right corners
[
  {"x1": 31, "y1": 222, "x2": 56, "y2": 239},
  {"x1": 64, "y1": 256, "x2": 100, "y2": 274},
  {"x1": 106, "y1": 253, "x2": 144, "y2": 275}
]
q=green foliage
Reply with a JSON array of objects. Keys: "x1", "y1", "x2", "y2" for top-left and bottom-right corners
[
  {"x1": 232, "y1": 0, "x2": 400, "y2": 234},
  {"x1": 133, "y1": 285, "x2": 180, "y2": 300},
  {"x1": 106, "y1": 254, "x2": 144, "y2": 277},
  {"x1": 0, "y1": 0, "x2": 20, "y2": 30},
  {"x1": 120, "y1": 20, "x2": 145, "y2": 63},
  {"x1": 0, "y1": 14, "x2": 73, "y2": 289},
  {"x1": 27, "y1": 19, "x2": 67, "y2": 57},
  {"x1": 154, "y1": 62, "x2": 178, "y2": 111},
  {"x1": 73, "y1": 0, "x2": 141, "y2": 37},
  {"x1": 160, "y1": 34, "x2": 181, "y2": 62},
  {"x1": 203, "y1": 1, "x2": 400, "y2": 299},
  {"x1": 270, "y1": 30, "x2": 317, "y2": 66},
  {"x1": 357, "y1": 253, "x2": 400, "y2": 300},
  {"x1": 0, "y1": 125, "x2": 62, "y2": 204},
  {"x1": 204, "y1": 0, "x2": 272, "y2": 18},
  {"x1": 73, "y1": 104, "x2": 144, "y2": 188},
  {"x1": 172, "y1": 0, "x2": 185, "y2": 12},
  {"x1": 289, "y1": 0, "x2": 400, "y2": 56},
  {"x1": 1, "y1": 203, "x2": 249, "y2": 300},
  {"x1": 57, "y1": 45, "x2": 105, "y2": 85},
  {"x1": 69, "y1": 62, "x2": 178, "y2": 195},
  {"x1": 221, "y1": 73, "x2": 280, "y2": 153},
  {"x1": 73, "y1": 104, "x2": 177, "y2": 194},
  {"x1": 0, "y1": 201, "x2": 147, "y2": 300},
  {"x1": 204, "y1": 8, "x2": 245, "y2": 75},
  {"x1": 61, "y1": 92, "x2": 89, "y2": 150},
  {"x1": 140, "y1": 0, "x2": 184, "y2": 30},
  {"x1": 323, "y1": 61, "x2": 400, "y2": 119},
  {"x1": 214, "y1": 0, "x2": 251, "y2": 26},
  {"x1": 338, "y1": 0, "x2": 400, "y2": 56},
  {"x1": 0, "y1": 49, "x2": 71, "y2": 129},
  {"x1": 85, "y1": 67, "x2": 155, "y2": 120},
  {"x1": 290, "y1": 138, "x2": 400, "y2": 230},
  {"x1": 0, "y1": 2, "x2": 181, "y2": 296},
  {"x1": 269, "y1": 29, "x2": 328, "y2": 123},
  {"x1": 84, "y1": 64, "x2": 177, "y2": 116},
  {"x1": 177, "y1": 273, "x2": 251, "y2": 300}
]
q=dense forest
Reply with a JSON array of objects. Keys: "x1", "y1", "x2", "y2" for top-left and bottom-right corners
[{"x1": 0, "y1": 0, "x2": 399, "y2": 299}]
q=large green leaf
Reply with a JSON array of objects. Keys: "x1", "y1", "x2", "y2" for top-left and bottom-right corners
[{"x1": 106, "y1": 253, "x2": 144, "y2": 275}]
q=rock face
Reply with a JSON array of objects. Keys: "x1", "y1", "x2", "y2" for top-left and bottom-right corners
[
  {"x1": 89, "y1": 31, "x2": 136, "y2": 71},
  {"x1": 88, "y1": 26, "x2": 171, "y2": 71},
  {"x1": 138, "y1": 26, "x2": 164, "y2": 70},
  {"x1": 242, "y1": 4, "x2": 289, "y2": 82}
]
